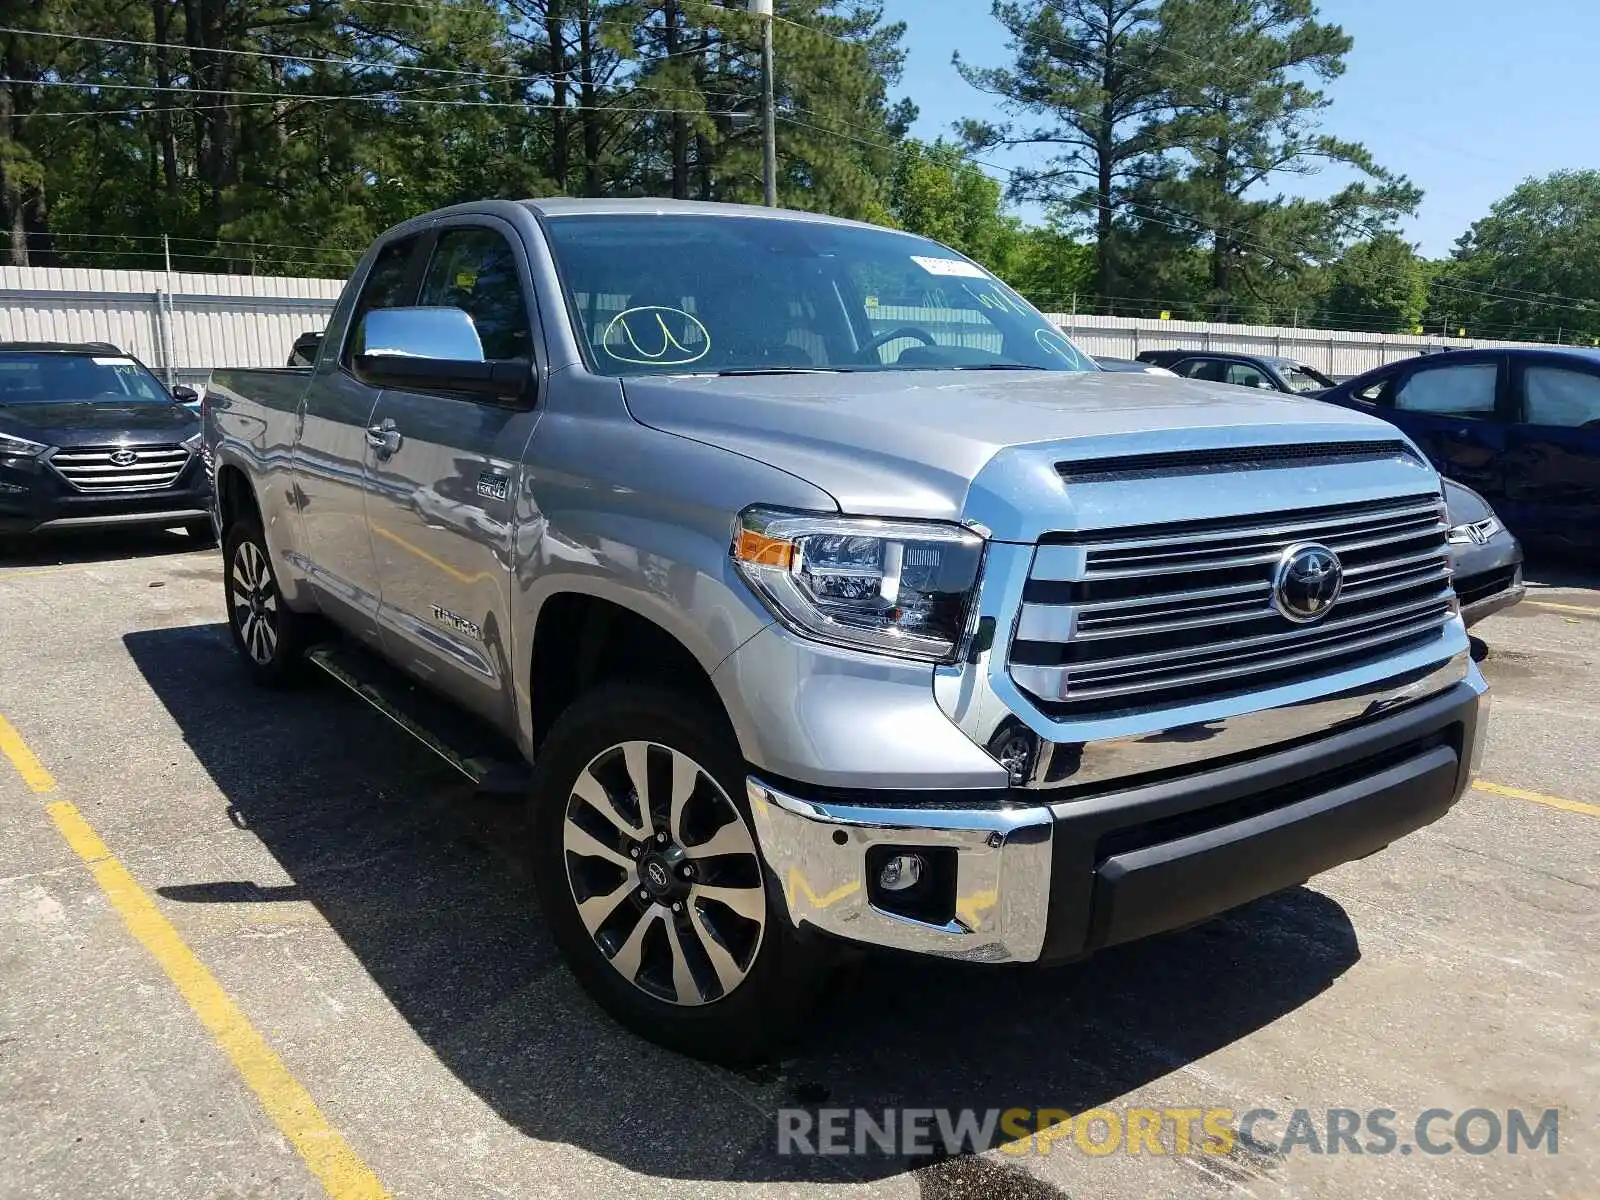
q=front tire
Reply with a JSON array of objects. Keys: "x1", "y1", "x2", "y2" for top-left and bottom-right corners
[
  {"x1": 186, "y1": 518, "x2": 217, "y2": 546},
  {"x1": 223, "y1": 516, "x2": 312, "y2": 685},
  {"x1": 530, "y1": 684, "x2": 828, "y2": 1064}
]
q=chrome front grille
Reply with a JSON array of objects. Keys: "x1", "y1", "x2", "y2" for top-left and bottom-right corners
[
  {"x1": 48, "y1": 444, "x2": 191, "y2": 493},
  {"x1": 1009, "y1": 494, "x2": 1457, "y2": 718}
]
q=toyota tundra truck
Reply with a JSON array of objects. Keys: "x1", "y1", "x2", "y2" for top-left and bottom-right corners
[{"x1": 204, "y1": 199, "x2": 1489, "y2": 1063}]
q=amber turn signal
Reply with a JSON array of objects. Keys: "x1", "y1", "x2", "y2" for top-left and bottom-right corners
[{"x1": 733, "y1": 527, "x2": 794, "y2": 569}]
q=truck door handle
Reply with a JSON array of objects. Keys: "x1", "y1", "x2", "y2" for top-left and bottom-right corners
[{"x1": 365, "y1": 419, "x2": 402, "y2": 456}]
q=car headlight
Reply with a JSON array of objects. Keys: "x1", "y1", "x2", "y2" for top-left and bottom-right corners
[
  {"x1": 0, "y1": 431, "x2": 48, "y2": 457},
  {"x1": 182, "y1": 431, "x2": 203, "y2": 451},
  {"x1": 1449, "y1": 516, "x2": 1503, "y2": 545},
  {"x1": 731, "y1": 507, "x2": 986, "y2": 662}
]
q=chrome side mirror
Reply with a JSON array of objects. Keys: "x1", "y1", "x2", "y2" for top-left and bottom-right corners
[
  {"x1": 359, "y1": 306, "x2": 486, "y2": 362},
  {"x1": 352, "y1": 307, "x2": 531, "y2": 405}
]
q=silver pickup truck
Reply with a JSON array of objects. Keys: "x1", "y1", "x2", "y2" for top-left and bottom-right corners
[{"x1": 206, "y1": 199, "x2": 1488, "y2": 1063}]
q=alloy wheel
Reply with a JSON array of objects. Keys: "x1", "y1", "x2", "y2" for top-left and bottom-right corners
[
  {"x1": 561, "y1": 740, "x2": 767, "y2": 1006},
  {"x1": 230, "y1": 539, "x2": 280, "y2": 665}
]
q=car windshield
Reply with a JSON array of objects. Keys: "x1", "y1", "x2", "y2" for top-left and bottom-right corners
[
  {"x1": 1279, "y1": 362, "x2": 1335, "y2": 393},
  {"x1": 0, "y1": 353, "x2": 171, "y2": 406},
  {"x1": 540, "y1": 214, "x2": 1096, "y2": 376}
]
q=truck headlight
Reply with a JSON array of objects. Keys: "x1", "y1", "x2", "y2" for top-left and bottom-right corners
[
  {"x1": 0, "y1": 431, "x2": 48, "y2": 457},
  {"x1": 732, "y1": 507, "x2": 985, "y2": 662}
]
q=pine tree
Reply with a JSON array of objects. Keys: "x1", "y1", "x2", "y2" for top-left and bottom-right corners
[{"x1": 956, "y1": 0, "x2": 1172, "y2": 309}]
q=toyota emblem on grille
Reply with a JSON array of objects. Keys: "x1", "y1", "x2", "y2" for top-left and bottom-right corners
[
  {"x1": 1273, "y1": 542, "x2": 1343, "y2": 623},
  {"x1": 109, "y1": 448, "x2": 139, "y2": 466}
]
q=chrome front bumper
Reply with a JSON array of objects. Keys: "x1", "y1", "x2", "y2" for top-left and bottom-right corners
[
  {"x1": 747, "y1": 669, "x2": 1489, "y2": 965},
  {"x1": 745, "y1": 780, "x2": 1055, "y2": 963}
]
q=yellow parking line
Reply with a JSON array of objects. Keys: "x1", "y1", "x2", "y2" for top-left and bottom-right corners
[
  {"x1": 1526, "y1": 600, "x2": 1600, "y2": 616},
  {"x1": 0, "y1": 715, "x2": 57, "y2": 793},
  {"x1": 0, "y1": 714, "x2": 389, "y2": 1200},
  {"x1": 1475, "y1": 780, "x2": 1600, "y2": 818}
]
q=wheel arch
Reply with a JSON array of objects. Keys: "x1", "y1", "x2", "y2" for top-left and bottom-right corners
[
  {"x1": 524, "y1": 587, "x2": 746, "y2": 757},
  {"x1": 212, "y1": 453, "x2": 315, "y2": 609}
]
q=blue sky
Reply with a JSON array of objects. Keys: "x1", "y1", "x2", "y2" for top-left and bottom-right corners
[{"x1": 880, "y1": 0, "x2": 1600, "y2": 258}]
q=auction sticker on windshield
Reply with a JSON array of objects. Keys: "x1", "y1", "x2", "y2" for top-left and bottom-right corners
[{"x1": 911, "y1": 255, "x2": 988, "y2": 278}]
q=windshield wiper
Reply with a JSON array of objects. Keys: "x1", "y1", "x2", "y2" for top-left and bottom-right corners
[
  {"x1": 948, "y1": 363, "x2": 1046, "y2": 371},
  {"x1": 711, "y1": 367, "x2": 846, "y2": 377}
]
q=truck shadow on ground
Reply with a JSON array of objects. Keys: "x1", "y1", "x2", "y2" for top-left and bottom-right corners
[
  {"x1": 125, "y1": 623, "x2": 1360, "y2": 1192},
  {"x1": 0, "y1": 527, "x2": 210, "y2": 567}
]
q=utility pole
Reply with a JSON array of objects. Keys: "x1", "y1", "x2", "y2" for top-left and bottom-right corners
[
  {"x1": 161, "y1": 234, "x2": 175, "y2": 387},
  {"x1": 750, "y1": 0, "x2": 777, "y2": 207}
]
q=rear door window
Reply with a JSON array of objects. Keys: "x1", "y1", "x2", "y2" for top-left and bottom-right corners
[
  {"x1": 1392, "y1": 363, "x2": 1499, "y2": 419},
  {"x1": 417, "y1": 228, "x2": 534, "y2": 362},
  {"x1": 1173, "y1": 358, "x2": 1228, "y2": 382},
  {"x1": 1280, "y1": 364, "x2": 1331, "y2": 393},
  {"x1": 1522, "y1": 365, "x2": 1600, "y2": 428},
  {"x1": 1223, "y1": 363, "x2": 1272, "y2": 389}
]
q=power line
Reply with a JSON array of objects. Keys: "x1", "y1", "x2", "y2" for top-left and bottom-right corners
[
  {"x1": 0, "y1": 23, "x2": 733, "y2": 90},
  {"x1": 3, "y1": 229, "x2": 362, "y2": 255},
  {"x1": 5, "y1": 46, "x2": 1591, "y2": 320},
  {"x1": 0, "y1": 75, "x2": 730, "y2": 117},
  {"x1": 763, "y1": 107, "x2": 1598, "y2": 318}
]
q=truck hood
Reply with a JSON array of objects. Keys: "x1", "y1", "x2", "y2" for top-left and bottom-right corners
[{"x1": 622, "y1": 369, "x2": 1438, "y2": 541}]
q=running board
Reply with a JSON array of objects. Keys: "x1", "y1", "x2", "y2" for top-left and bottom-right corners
[{"x1": 306, "y1": 642, "x2": 532, "y2": 797}]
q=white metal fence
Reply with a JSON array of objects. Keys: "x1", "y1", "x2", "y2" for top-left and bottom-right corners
[
  {"x1": 0, "y1": 265, "x2": 1559, "y2": 382},
  {"x1": 1043, "y1": 313, "x2": 1544, "y2": 377},
  {"x1": 0, "y1": 265, "x2": 342, "y2": 384}
]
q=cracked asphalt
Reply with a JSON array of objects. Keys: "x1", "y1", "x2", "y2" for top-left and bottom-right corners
[{"x1": 0, "y1": 529, "x2": 1595, "y2": 1200}]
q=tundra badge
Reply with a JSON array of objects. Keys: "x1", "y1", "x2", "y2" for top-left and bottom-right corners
[
  {"x1": 431, "y1": 606, "x2": 483, "y2": 641},
  {"x1": 476, "y1": 471, "x2": 510, "y2": 501}
]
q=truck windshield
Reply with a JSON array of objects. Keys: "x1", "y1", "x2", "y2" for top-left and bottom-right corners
[
  {"x1": 540, "y1": 214, "x2": 1096, "y2": 376},
  {"x1": 0, "y1": 353, "x2": 171, "y2": 405}
]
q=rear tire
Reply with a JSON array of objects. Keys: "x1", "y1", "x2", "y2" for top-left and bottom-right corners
[
  {"x1": 530, "y1": 684, "x2": 830, "y2": 1064},
  {"x1": 223, "y1": 516, "x2": 313, "y2": 686}
]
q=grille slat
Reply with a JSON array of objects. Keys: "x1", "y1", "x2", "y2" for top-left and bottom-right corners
[
  {"x1": 1340, "y1": 563, "x2": 1453, "y2": 601},
  {"x1": 1064, "y1": 498, "x2": 1444, "y2": 555},
  {"x1": 1086, "y1": 513, "x2": 1445, "y2": 579},
  {"x1": 1021, "y1": 589, "x2": 1452, "y2": 682},
  {"x1": 49, "y1": 444, "x2": 191, "y2": 493},
  {"x1": 1010, "y1": 493, "x2": 1457, "y2": 717},
  {"x1": 1074, "y1": 594, "x2": 1270, "y2": 638},
  {"x1": 1014, "y1": 601, "x2": 1454, "y2": 705}
]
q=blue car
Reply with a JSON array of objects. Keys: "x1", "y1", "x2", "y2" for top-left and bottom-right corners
[{"x1": 1318, "y1": 347, "x2": 1600, "y2": 554}]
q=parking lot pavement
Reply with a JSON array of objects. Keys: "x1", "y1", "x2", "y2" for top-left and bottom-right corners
[{"x1": 1, "y1": 535, "x2": 1595, "y2": 1200}]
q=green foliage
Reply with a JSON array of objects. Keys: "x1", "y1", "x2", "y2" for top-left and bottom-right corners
[
  {"x1": 956, "y1": 0, "x2": 1172, "y2": 309},
  {"x1": 1, "y1": 0, "x2": 911, "y2": 273},
  {"x1": 1319, "y1": 233, "x2": 1427, "y2": 333},
  {"x1": 1436, "y1": 170, "x2": 1600, "y2": 343},
  {"x1": 884, "y1": 138, "x2": 1020, "y2": 270},
  {"x1": 1149, "y1": 0, "x2": 1421, "y2": 318},
  {"x1": 956, "y1": 0, "x2": 1424, "y2": 323},
  {"x1": 1005, "y1": 220, "x2": 1095, "y2": 314},
  {"x1": 1, "y1": 0, "x2": 1592, "y2": 345}
]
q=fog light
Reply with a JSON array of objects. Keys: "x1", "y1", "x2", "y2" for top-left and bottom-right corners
[{"x1": 878, "y1": 853, "x2": 924, "y2": 892}]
